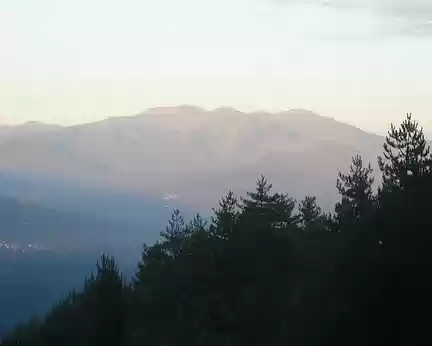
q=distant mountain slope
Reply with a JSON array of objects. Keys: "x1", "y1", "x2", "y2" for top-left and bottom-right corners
[
  {"x1": 0, "y1": 194, "x2": 151, "y2": 255},
  {"x1": 0, "y1": 107, "x2": 389, "y2": 212},
  {"x1": 0, "y1": 172, "x2": 184, "y2": 233},
  {"x1": 0, "y1": 122, "x2": 62, "y2": 143}
]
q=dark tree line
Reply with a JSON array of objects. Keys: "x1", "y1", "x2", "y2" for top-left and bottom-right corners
[{"x1": 3, "y1": 114, "x2": 432, "y2": 345}]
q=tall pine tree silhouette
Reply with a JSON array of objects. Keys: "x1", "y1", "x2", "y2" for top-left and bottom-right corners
[
  {"x1": 377, "y1": 114, "x2": 432, "y2": 344},
  {"x1": 336, "y1": 155, "x2": 375, "y2": 226}
]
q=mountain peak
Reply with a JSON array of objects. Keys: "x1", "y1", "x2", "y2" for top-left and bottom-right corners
[
  {"x1": 0, "y1": 121, "x2": 62, "y2": 138},
  {"x1": 23, "y1": 121, "x2": 44, "y2": 126},
  {"x1": 212, "y1": 107, "x2": 241, "y2": 114},
  {"x1": 145, "y1": 105, "x2": 205, "y2": 116},
  {"x1": 286, "y1": 108, "x2": 320, "y2": 115},
  {"x1": 20, "y1": 121, "x2": 49, "y2": 129}
]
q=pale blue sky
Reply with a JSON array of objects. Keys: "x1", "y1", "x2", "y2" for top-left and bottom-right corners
[{"x1": 1, "y1": 0, "x2": 432, "y2": 133}]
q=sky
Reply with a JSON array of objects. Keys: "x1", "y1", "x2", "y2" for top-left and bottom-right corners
[{"x1": 1, "y1": 0, "x2": 432, "y2": 134}]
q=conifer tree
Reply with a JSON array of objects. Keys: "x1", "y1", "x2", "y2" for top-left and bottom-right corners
[
  {"x1": 241, "y1": 175, "x2": 274, "y2": 216},
  {"x1": 376, "y1": 114, "x2": 432, "y2": 345},
  {"x1": 82, "y1": 255, "x2": 127, "y2": 346},
  {"x1": 241, "y1": 175, "x2": 297, "y2": 227},
  {"x1": 272, "y1": 192, "x2": 298, "y2": 228},
  {"x1": 378, "y1": 114, "x2": 431, "y2": 191},
  {"x1": 160, "y1": 209, "x2": 190, "y2": 257},
  {"x1": 377, "y1": 114, "x2": 432, "y2": 252},
  {"x1": 336, "y1": 155, "x2": 375, "y2": 224},
  {"x1": 299, "y1": 196, "x2": 322, "y2": 228},
  {"x1": 211, "y1": 190, "x2": 239, "y2": 239}
]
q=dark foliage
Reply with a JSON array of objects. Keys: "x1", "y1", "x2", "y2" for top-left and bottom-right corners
[{"x1": 3, "y1": 114, "x2": 432, "y2": 345}]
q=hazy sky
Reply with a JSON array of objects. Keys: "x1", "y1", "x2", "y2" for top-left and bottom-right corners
[{"x1": 1, "y1": 0, "x2": 432, "y2": 134}]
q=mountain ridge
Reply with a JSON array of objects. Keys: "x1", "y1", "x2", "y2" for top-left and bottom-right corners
[
  {"x1": 0, "y1": 106, "x2": 375, "y2": 135},
  {"x1": 1, "y1": 108, "x2": 429, "y2": 145},
  {"x1": 0, "y1": 106, "x2": 388, "y2": 215},
  {"x1": 0, "y1": 106, "x2": 428, "y2": 215}
]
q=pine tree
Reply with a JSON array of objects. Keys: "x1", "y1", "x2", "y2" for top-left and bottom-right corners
[
  {"x1": 241, "y1": 175, "x2": 297, "y2": 228},
  {"x1": 333, "y1": 158, "x2": 382, "y2": 346},
  {"x1": 299, "y1": 196, "x2": 322, "y2": 228},
  {"x1": 376, "y1": 114, "x2": 432, "y2": 345},
  {"x1": 187, "y1": 214, "x2": 208, "y2": 234},
  {"x1": 241, "y1": 175, "x2": 274, "y2": 216},
  {"x1": 272, "y1": 192, "x2": 298, "y2": 228},
  {"x1": 160, "y1": 209, "x2": 190, "y2": 257},
  {"x1": 211, "y1": 191, "x2": 239, "y2": 239},
  {"x1": 83, "y1": 255, "x2": 127, "y2": 346},
  {"x1": 378, "y1": 113, "x2": 431, "y2": 192},
  {"x1": 336, "y1": 155, "x2": 375, "y2": 224},
  {"x1": 377, "y1": 114, "x2": 432, "y2": 252}
]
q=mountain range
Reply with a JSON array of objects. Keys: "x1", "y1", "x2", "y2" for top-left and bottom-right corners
[
  {"x1": 0, "y1": 106, "x2": 429, "y2": 331},
  {"x1": 0, "y1": 106, "x2": 395, "y2": 216}
]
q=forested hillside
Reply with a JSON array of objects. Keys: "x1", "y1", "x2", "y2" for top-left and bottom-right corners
[{"x1": 3, "y1": 114, "x2": 432, "y2": 345}]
